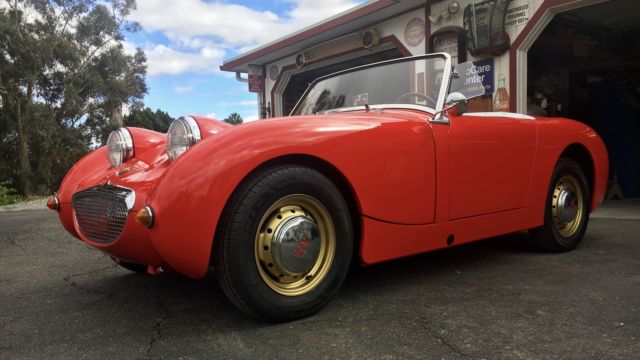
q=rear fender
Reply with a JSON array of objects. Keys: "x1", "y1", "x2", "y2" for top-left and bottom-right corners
[{"x1": 527, "y1": 118, "x2": 608, "y2": 212}]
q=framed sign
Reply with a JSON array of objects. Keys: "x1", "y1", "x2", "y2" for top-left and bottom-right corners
[
  {"x1": 269, "y1": 65, "x2": 279, "y2": 81},
  {"x1": 404, "y1": 17, "x2": 426, "y2": 47},
  {"x1": 450, "y1": 58, "x2": 495, "y2": 98},
  {"x1": 248, "y1": 65, "x2": 264, "y2": 93},
  {"x1": 429, "y1": 26, "x2": 467, "y2": 65},
  {"x1": 463, "y1": 0, "x2": 513, "y2": 56}
]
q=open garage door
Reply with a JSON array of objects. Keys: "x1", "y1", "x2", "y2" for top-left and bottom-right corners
[
  {"x1": 282, "y1": 48, "x2": 404, "y2": 115},
  {"x1": 527, "y1": 0, "x2": 640, "y2": 198}
]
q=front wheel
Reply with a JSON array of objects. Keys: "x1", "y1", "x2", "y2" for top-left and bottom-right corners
[
  {"x1": 214, "y1": 165, "x2": 353, "y2": 322},
  {"x1": 529, "y1": 158, "x2": 591, "y2": 252}
]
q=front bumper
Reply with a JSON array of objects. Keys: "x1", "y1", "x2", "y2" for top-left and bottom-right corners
[{"x1": 58, "y1": 155, "x2": 172, "y2": 273}]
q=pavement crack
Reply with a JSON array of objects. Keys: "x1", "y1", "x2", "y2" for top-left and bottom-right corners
[
  {"x1": 144, "y1": 296, "x2": 169, "y2": 359},
  {"x1": 420, "y1": 317, "x2": 471, "y2": 359},
  {"x1": 7, "y1": 235, "x2": 25, "y2": 250},
  {"x1": 63, "y1": 265, "x2": 115, "y2": 296}
]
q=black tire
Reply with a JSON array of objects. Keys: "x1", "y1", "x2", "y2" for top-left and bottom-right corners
[
  {"x1": 214, "y1": 165, "x2": 353, "y2": 322},
  {"x1": 529, "y1": 157, "x2": 591, "y2": 252},
  {"x1": 112, "y1": 257, "x2": 148, "y2": 274}
]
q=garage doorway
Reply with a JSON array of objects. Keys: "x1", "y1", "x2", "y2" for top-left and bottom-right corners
[
  {"x1": 282, "y1": 48, "x2": 404, "y2": 115},
  {"x1": 527, "y1": 0, "x2": 640, "y2": 197}
]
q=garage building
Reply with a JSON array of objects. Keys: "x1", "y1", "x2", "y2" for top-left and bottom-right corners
[{"x1": 221, "y1": 0, "x2": 640, "y2": 198}]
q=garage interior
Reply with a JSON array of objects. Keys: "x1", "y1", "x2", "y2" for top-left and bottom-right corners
[
  {"x1": 527, "y1": 0, "x2": 640, "y2": 198},
  {"x1": 282, "y1": 48, "x2": 404, "y2": 115}
]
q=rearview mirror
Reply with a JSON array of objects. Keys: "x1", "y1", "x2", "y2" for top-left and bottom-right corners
[{"x1": 444, "y1": 92, "x2": 467, "y2": 116}]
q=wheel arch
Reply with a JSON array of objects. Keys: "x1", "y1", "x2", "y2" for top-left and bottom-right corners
[
  {"x1": 211, "y1": 154, "x2": 363, "y2": 266},
  {"x1": 559, "y1": 143, "x2": 594, "y2": 197}
]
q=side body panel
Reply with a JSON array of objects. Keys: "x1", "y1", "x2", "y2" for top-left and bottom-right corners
[
  {"x1": 148, "y1": 110, "x2": 437, "y2": 278},
  {"x1": 447, "y1": 114, "x2": 537, "y2": 219},
  {"x1": 361, "y1": 116, "x2": 608, "y2": 264}
]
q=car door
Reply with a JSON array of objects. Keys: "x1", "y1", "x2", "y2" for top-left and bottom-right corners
[{"x1": 447, "y1": 113, "x2": 537, "y2": 220}]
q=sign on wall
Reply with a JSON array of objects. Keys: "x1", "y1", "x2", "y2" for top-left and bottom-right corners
[
  {"x1": 404, "y1": 17, "x2": 426, "y2": 47},
  {"x1": 505, "y1": 3, "x2": 529, "y2": 27},
  {"x1": 248, "y1": 65, "x2": 264, "y2": 93},
  {"x1": 463, "y1": 0, "x2": 513, "y2": 56},
  {"x1": 429, "y1": 26, "x2": 467, "y2": 65},
  {"x1": 450, "y1": 58, "x2": 495, "y2": 98}
]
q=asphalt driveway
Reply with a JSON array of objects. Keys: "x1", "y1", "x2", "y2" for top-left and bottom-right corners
[{"x1": 0, "y1": 204, "x2": 638, "y2": 359}]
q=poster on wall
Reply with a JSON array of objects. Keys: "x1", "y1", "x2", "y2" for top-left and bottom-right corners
[
  {"x1": 450, "y1": 58, "x2": 495, "y2": 99},
  {"x1": 269, "y1": 65, "x2": 279, "y2": 81},
  {"x1": 429, "y1": 26, "x2": 467, "y2": 65},
  {"x1": 248, "y1": 65, "x2": 264, "y2": 93}
]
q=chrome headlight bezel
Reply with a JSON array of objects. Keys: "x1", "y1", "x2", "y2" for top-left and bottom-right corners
[
  {"x1": 166, "y1": 116, "x2": 202, "y2": 161},
  {"x1": 106, "y1": 128, "x2": 134, "y2": 168}
]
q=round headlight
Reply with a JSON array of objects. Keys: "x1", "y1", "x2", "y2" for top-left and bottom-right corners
[
  {"x1": 167, "y1": 116, "x2": 202, "y2": 161},
  {"x1": 106, "y1": 128, "x2": 134, "y2": 167}
]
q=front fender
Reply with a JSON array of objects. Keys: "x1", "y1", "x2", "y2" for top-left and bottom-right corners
[{"x1": 148, "y1": 111, "x2": 436, "y2": 278}]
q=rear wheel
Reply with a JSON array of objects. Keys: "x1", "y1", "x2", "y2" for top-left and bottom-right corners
[
  {"x1": 214, "y1": 165, "x2": 353, "y2": 322},
  {"x1": 530, "y1": 158, "x2": 591, "y2": 252}
]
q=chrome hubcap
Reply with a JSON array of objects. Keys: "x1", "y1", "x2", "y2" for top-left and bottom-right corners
[
  {"x1": 556, "y1": 188, "x2": 578, "y2": 223},
  {"x1": 272, "y1": 215, "x2": 321, "y2": 275},
  {"x1": 255, "y1": 194, "x2": 336, "y2": 296},
  {"x1": 551, "y1": 175, "x2": 585, "y2": 237}
]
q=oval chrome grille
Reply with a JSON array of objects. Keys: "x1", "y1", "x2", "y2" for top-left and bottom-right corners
[{"x1": 72, "y1": 185, "x2": 135, "y2": 244}]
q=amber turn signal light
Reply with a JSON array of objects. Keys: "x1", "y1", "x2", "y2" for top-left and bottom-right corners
[
  {"x1": 135, "y1": 206, "x2": 154, "y2": 228},
  {"x1": 47, "y1": 196, "x2": 60, "y2": 211}
]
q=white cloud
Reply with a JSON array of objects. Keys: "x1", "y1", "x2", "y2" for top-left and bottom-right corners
[
  {"x1": 215, "y1": 100, "x2": 257, "y2": 107},
  {"x1": 243, "y1": 113, "x2": 260, "y2": 122},
  {"x1": 144, "y1": 44, "x2": 225, "y2": 75},
  {"x1": 174, "y1": 86, "x2": 194, "y2": 94},
  {"x1": 131, "y1": 0, "x2": 362, "y2": 76}
]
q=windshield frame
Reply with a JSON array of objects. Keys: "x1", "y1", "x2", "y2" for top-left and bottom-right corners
[{"x1": 290, "y1": 52, "x2": 453, "y2": 117}]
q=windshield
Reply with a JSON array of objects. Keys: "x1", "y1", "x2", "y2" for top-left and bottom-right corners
[{"x1": 292, "y1": 55, "x2": 450, "y2": 116}]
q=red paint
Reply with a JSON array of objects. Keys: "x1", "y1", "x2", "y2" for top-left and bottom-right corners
[
  {"x1": 448, "y1": 114, "x2": 537, "y2": 219},
  {"x1": 295, "y1": 239, "x2": 311, "y2": 257},
  {"x1": 56, "y1": 110, "x2": 608, "y2": 279}
]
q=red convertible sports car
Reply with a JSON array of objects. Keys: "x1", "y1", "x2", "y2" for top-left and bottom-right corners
[{"x1": 50, "y1": 54, "x2": 608, "y2": 321}]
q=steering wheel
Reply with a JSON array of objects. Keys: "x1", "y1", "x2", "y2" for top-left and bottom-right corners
[{"x1": 395, "y1": 92, "x2": 436, "y2": 105}]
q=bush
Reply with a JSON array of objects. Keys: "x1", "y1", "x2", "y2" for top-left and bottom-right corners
[{"x1": 0, "y1": 182, "x2": 22, "y2": 206}]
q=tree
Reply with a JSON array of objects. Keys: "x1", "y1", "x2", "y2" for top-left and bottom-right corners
[
  {"x1": 0, "y1": 0, "x2": 147, "y2": 196},
  {"x1": 224, "y1": 112, "x2": 243, "y2": 126},
  {"x1": 123, "y1": 107, "x2": 173, "y2": 133}
]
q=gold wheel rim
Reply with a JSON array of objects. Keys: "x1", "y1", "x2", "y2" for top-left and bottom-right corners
[
  {"x1": 254, "y1": 194, "x2": 336, "y2": 296},
  {"x1": 551, "y1": 175, "x2": 585, "y2": 237}
]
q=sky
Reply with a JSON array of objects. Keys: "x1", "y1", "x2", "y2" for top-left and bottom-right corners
[{"x1": 125, "y1": 0, "x2": 366, "y2": 122}]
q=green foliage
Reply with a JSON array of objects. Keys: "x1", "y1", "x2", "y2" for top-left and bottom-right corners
[
  {"x1": 224, "y1": 112, "x2": 243, "y2": 126},
  {"x1": 0, "y1": 0, "x2": 147, "y2": 196},
  {"x1": 0, "y1": 181, "x2": 22, "y2": 206},
  {"x1": 124, "y1": 107, "x2": 173, "y2": 133}
]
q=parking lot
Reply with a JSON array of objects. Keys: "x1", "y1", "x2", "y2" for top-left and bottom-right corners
[{"x1": 0, "y1": 203, "x2": 638, "y2": 359}]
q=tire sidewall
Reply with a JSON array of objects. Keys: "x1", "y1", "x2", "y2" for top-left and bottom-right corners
[
  {"x1": 219, "y1": 166, "x2": 353, "y2": 321},
  {"x1": 545, "y1": 158, "x2": 591, "y2": 250}
]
